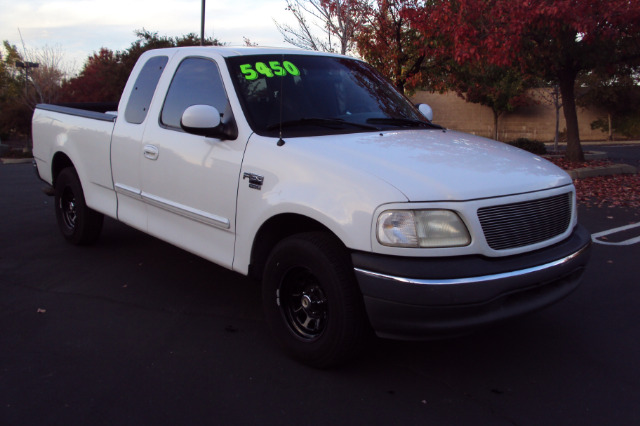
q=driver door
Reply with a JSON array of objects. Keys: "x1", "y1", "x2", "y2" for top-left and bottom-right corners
[{"x1": 140, "y1": 56, "x2": 245, "y2": 269}]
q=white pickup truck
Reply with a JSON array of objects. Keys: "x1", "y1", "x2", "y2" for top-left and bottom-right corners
[{"x1": 33, "y1": 47, "x2": 591, "y2": 367}]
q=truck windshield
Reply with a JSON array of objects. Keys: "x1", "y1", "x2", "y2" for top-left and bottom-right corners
[{"x1": 226, "y1": 54, "x2": 433, "y2": 137}]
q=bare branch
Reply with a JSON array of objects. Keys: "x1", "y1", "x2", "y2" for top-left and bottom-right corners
[
  {"x1": 274, "y1": 0, "x2": 365, "y2": 55},
  {"x1": 20, "y1": 44, "x2": 73, "y2": 107}
]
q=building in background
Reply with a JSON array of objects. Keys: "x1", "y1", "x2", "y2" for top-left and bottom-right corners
[{"x1": 411, "y1": 88, "x2": 609, "y2": 142}]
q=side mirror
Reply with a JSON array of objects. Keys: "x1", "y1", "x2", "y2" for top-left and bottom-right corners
[
  {"x1": 416, "y1": 103, "x2": 434, "y2": 122},
  {"x1": 180, "y1": 105, "x2": 223, "y2": 138}
]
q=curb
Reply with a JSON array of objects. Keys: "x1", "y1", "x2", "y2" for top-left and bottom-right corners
[
  {"x1": 543, "y1": 150, "x2": 638, "y2": 179},
  {"x1": 544, "y1": 151, "x2": 608, "y2": 161},
  {"x1": 0, "y1": 157, "x2": 33, "y2": 165},
  {"x1": 545, "y1": 140, "x2": 640, "y2": 146},
  {"x1": 568, "y1": 164, "x2": 638, "y2": 179},
  {"x1": 584, "y1": 151, "x2": 608, "y2": 161}
]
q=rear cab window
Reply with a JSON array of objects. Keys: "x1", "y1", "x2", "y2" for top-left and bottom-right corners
[{"x1": 125, "y1": 55, "x2": 169, "y2": 124}]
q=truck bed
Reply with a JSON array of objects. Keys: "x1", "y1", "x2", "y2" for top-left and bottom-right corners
[
  {"x1": 36, "y1": 103, "x2": 118, "y2": 122},
  {"x1": 32, "y1": 103, "x2": 119, "y2": 219}
]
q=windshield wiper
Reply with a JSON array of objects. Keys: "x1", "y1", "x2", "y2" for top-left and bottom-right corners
[
  {"x1": 366, "y1": 117, "x2": 443, "y2": 129},
  {"x1": 266, "y1": 117, "x2": 379, "y2": 131}
]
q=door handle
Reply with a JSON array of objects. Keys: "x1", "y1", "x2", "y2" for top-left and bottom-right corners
[{"x1": 143, "y1": 144, "x2": 159, "y2": 160}]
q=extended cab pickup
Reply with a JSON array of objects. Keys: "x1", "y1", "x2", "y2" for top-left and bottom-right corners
[{"x1": 33, "y1": 47, "x2": 591, "y2": 367}]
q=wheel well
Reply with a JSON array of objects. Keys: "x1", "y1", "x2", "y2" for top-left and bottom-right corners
[
  {"x1": 248, "y1": 214, "x2": 345, "y2": 280},
  {"x1": 51, "y1": 152, "x2": 74, "y2": 185}
]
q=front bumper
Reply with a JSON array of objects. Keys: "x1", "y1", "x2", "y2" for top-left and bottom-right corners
[{"x1": 352, "y1": 224, "x2": 591, "y2": 340}]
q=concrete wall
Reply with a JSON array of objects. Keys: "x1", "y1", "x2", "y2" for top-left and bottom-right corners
[{"x1": 410, "y1": 88, "x2": 609, "y2": 142}]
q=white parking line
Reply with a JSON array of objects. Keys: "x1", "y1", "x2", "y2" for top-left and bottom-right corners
[{"x1": 591, "y1": 223, "x2": 640, "y2": 246}]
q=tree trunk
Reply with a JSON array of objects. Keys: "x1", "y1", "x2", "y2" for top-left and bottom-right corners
[
  {"x1": 558, "y1": 71, "x2": 584, "y2": 162},
  {"x1": 555, "y1": 106, "x2": 560, "y2": 152},
  {"x1": 554, "y1": 85, "x2": 561, "y2": 153},
  {"x1": 608, "y1": 113, "x2": 613, "y2": 141}
]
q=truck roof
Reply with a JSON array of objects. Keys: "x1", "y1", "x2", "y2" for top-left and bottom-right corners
[{"x1": 140, "y1": 45, "x2": 350, "y2": 59}]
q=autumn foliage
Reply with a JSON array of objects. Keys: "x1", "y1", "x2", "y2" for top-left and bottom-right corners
[
  {"x1": 3, "y1": 2, "x2": 640, "y2": 160},
  {"x1": 60, "y1": 30, "x2": 222, "y2": 104},
  {"x1": 59, "y1": 48, "x2": 128, "y2": 103},
  {"x1": 355, "y1": 0, "x2": 428, "y2": 93},
  {"x1": 406, "y1": 0, "x2": 640, "y2": 161}
]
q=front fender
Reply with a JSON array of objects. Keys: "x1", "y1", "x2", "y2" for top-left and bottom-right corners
[{"x1": 233, "y1": 134, "x2": 407, "y2": 275}]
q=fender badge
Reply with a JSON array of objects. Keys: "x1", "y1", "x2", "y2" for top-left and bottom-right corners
[{"x1": 243, "y1": 172, "x2": 264, "y2": 190}]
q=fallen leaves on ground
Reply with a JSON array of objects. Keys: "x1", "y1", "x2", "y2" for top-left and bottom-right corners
[
  {"x1": 546, "y1": 158, "x2": 613, "y2": 170},
  {"x1": 573, "y1": 174, "x2": 640, "y2": 209},
  {"x1": 546, "y1": 157, "x2": 640, "y2": 210}
]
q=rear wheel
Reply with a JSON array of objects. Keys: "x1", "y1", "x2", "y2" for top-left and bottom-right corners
[
  {"x1": 54, "y1": 167, "x2": 103, "y2": 245},
  {"x1": 262, "y1": 232, "x2": 368, "y2": 368}
]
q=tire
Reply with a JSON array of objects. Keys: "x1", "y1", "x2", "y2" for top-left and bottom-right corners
[
  {"x1": 54, "y1": 167, "x2": 104, "y2": 245},
  {"x1": 262, "y1": 232, "x2": 368, "y2": 368}
]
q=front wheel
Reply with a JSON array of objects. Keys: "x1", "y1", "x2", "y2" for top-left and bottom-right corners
[
  {"x1": 54, "y1": 167, "x2": 104, "y2": 245},
  {"x1": 262, "y1": 232, "x2": 369, "y2": 368}
]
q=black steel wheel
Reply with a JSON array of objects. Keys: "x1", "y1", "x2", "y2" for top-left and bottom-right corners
[
  {"x1": 262, "y1": 232, "x2": 368, "y2": 368},
  {"x1": 54, "y1": 167, "x2": 104, "y2": 245},
  {"x1": 279, "y1": 266, "x2": 328, "y2": 340}
]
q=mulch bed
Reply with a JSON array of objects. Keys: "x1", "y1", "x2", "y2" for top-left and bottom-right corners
[{"x1": 546, "y1": 157, "x2": 640, "y2": 209}]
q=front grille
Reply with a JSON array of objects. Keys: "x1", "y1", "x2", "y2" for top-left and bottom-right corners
[{"x1": 478, "y1": 192, "x2": 572, "y2": 250}]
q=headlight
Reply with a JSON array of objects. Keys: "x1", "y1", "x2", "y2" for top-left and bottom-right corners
[{"x1": 377, "y1": 210, "x2": 471, "y2": 248}]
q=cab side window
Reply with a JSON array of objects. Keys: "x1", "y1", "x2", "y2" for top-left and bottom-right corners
[
  {"x1": 161, "y1": 57, "x2": 229, "y2": 130},
  {"x1": 125, "y1": 55, "x2": 168, "y2": 124}
]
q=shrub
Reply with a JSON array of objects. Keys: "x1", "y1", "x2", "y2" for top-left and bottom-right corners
[
  {"x1": 591, "y1": 114, "x2": 640, "y2": 140},
  {"x1": 508, "y1": 138, "x2": 547, "y2": 155}
]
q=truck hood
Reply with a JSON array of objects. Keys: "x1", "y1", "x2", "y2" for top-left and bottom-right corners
[{"x1": 300, "y1": 129, "x2": 571, "y2": 201}]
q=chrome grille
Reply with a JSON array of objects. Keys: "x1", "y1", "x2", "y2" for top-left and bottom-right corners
[{"x1": 478, "y1": 193, "x2": 572, "y2": 250}]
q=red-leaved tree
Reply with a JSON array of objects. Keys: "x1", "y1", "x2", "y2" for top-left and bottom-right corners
[
  {"x1": 410, "y1": 0, "x2": 640, "y2": 161},
  {"x1": 356, "y1": 0, "x2": 430, "y2": 94},
  {"x1": 60, "y1": 48, "x2": 126, "y2": 103},
  {"x1": 60, "y1": 30, "x2": 223, "y2": 104}
]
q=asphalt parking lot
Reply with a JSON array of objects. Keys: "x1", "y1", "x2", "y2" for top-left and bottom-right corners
[{"x1": 1, "y1": 162, "x2": 639, "y2": 425}]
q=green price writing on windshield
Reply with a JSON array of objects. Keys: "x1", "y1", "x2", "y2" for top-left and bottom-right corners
[{"x1": 240, "y1": 61, "x2": 300, "y2": 80}]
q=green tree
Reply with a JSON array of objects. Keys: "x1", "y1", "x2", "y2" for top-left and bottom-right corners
[
  {"x1": 578, "y1": 71, "x2": 640, "y2": 140},
  {"x1": 446, "y1": 62, "x2": 533, "y2": 141},
  {"x1": 0, "y1": 42, "x2": 31, "y2": 140}
]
